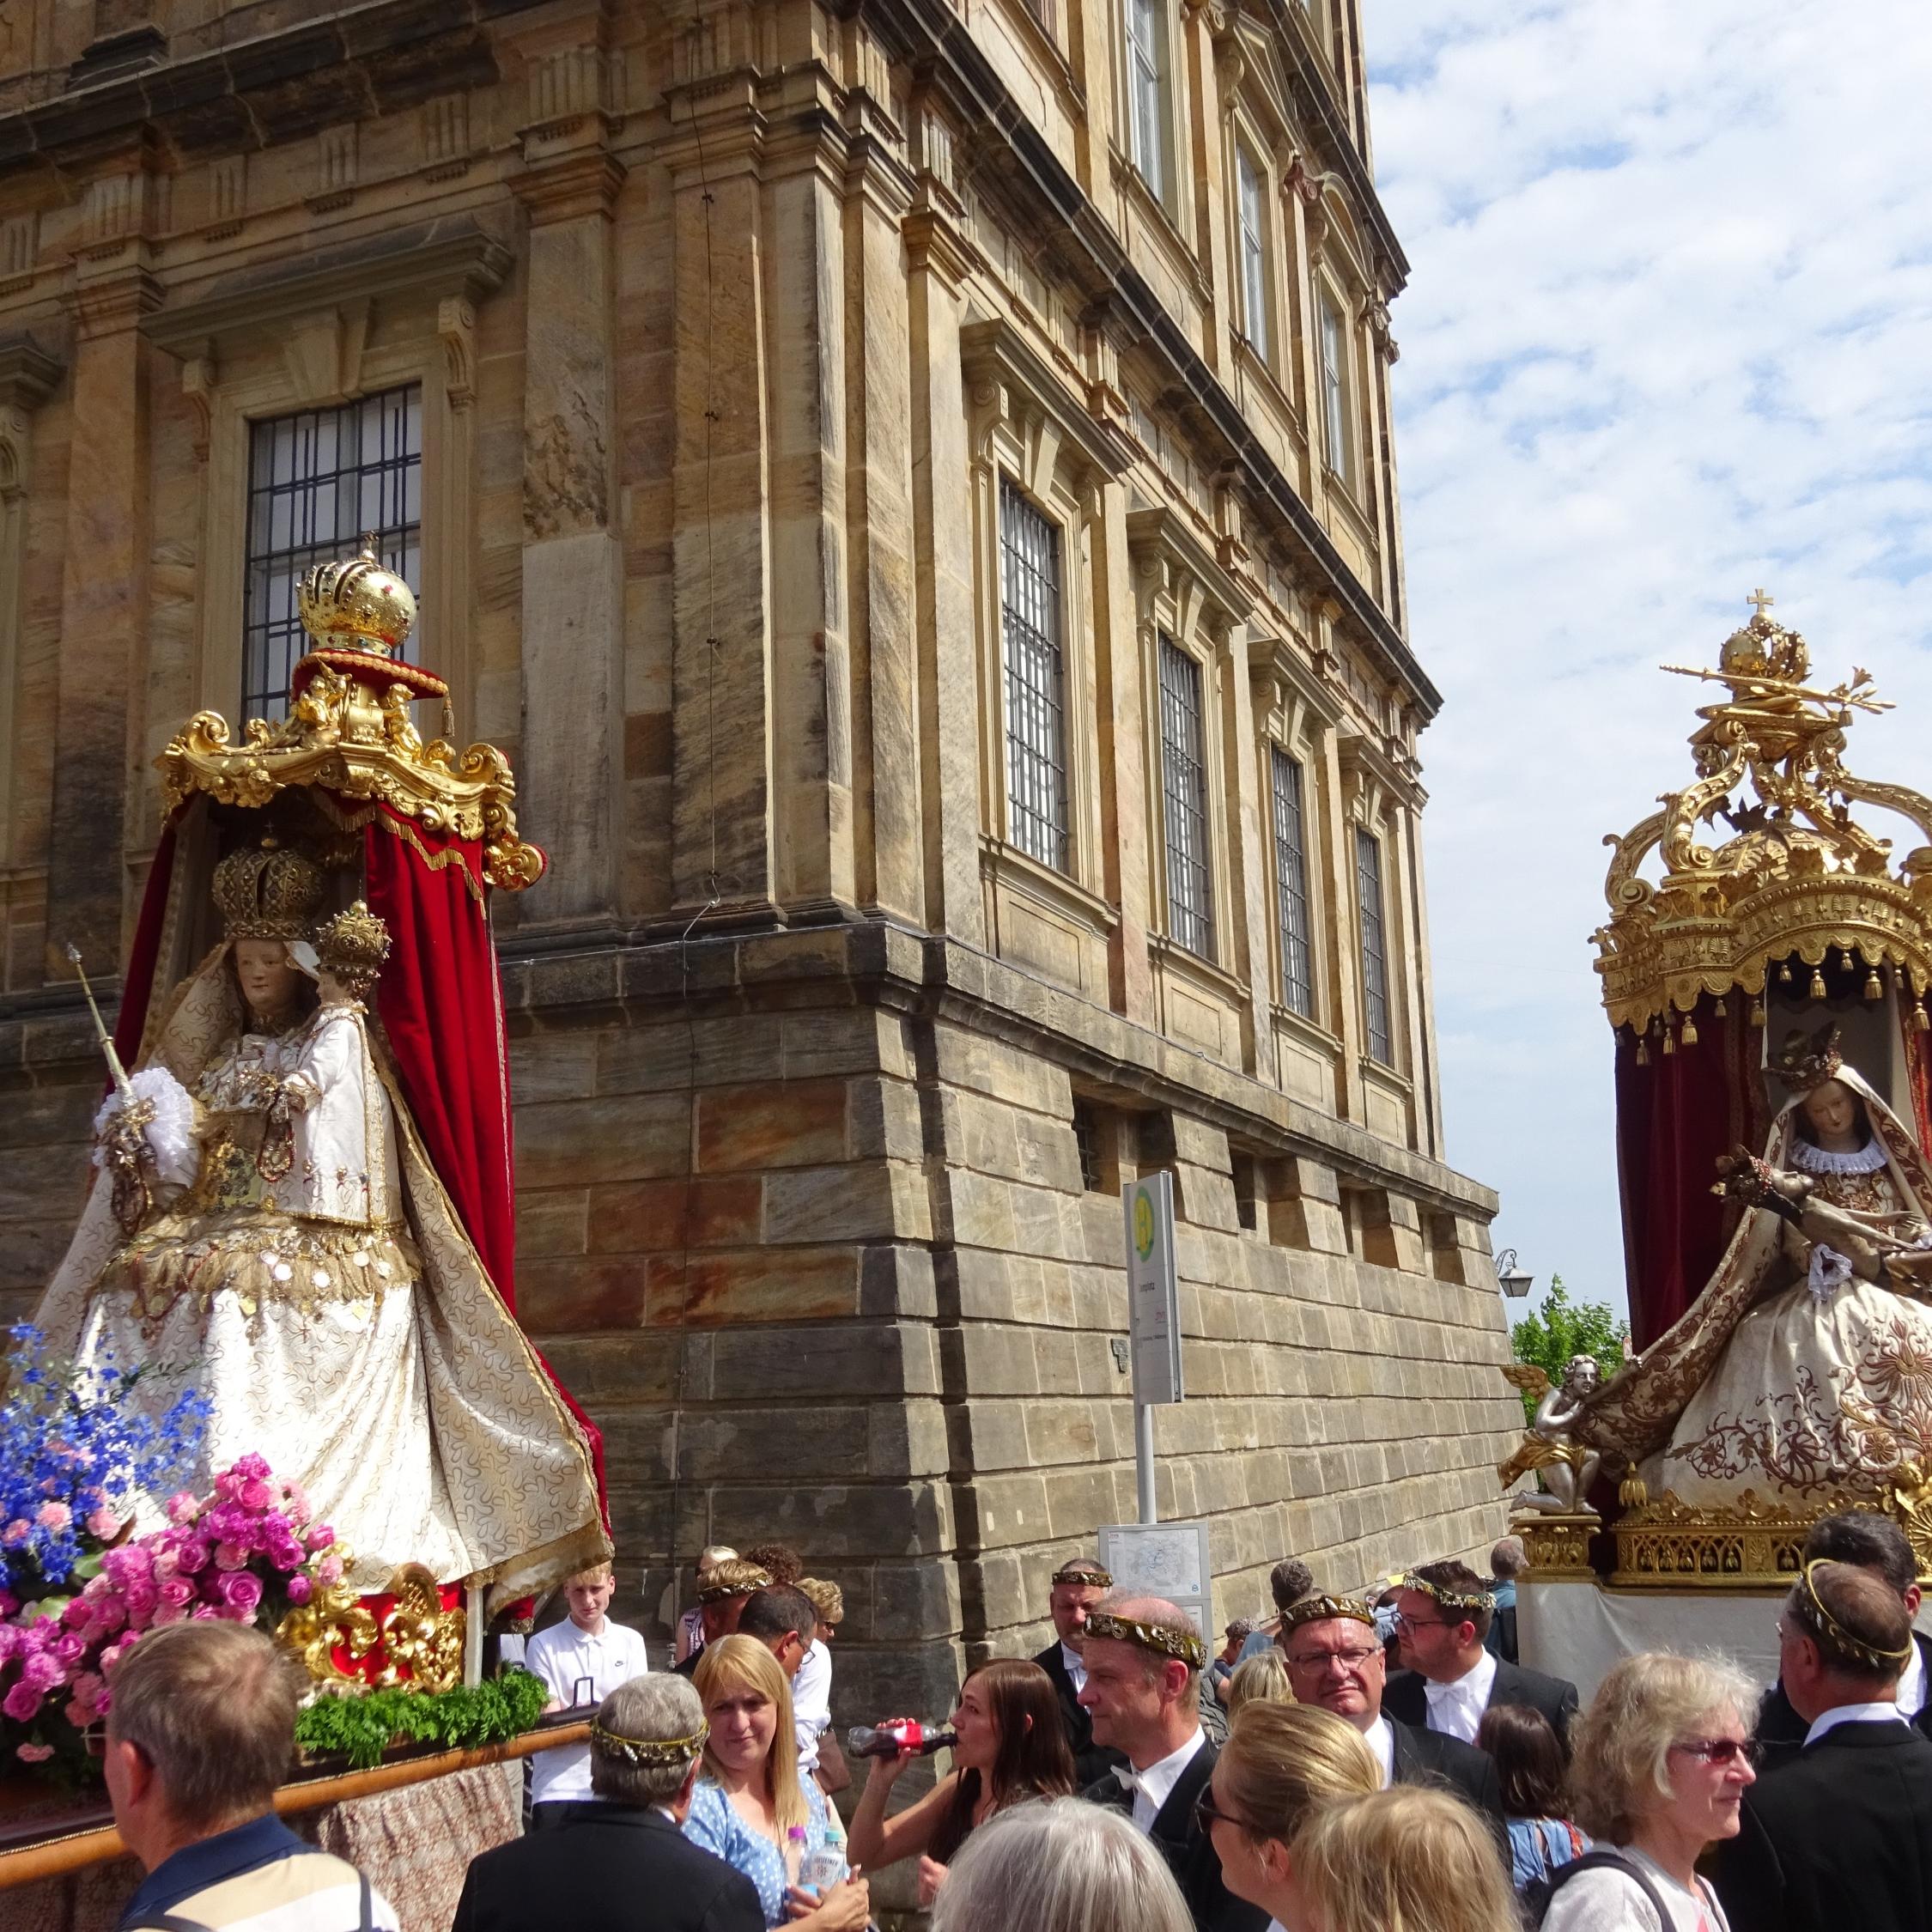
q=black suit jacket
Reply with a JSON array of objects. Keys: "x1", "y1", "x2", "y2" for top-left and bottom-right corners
[
  {"x1": 1082, "y1": 1737, "x2": 1267, "y2": 1932},
  {"x1": 1714, "y1": 1719, "x2": 1932, "y2": 1932},
  {"x1": 1034, "y1": 1642, "x2": 1127, "y2": 1791},
  {"x1": 452, "y1": 1802, "x2": 763, "y2": 1932},
  {"x1": 1755, "y1": 1631, "x2": 1932, "y2": 1756},
  {"x1": 1386, "y1": 1716, "x2": 1507, "y2": 1826},
  {"x1": 1384, "y1": 1657, "x2": 1580, "y2": 1747}
]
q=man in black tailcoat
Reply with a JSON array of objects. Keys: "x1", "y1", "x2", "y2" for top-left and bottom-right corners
[
  {"x1": 1077, "y1": 1595, "x2": 1266, "y2": 1932},
  {"x1": 1716, "y1": 1560, "x2": 1932, "y2": 1932},
  {"x1": 1031, "y1": 1557, "x2": 1127, "y2": 1789},
  {"x1": 1383, "y1": 1559, "x2": 1579, "y2": 1750}
]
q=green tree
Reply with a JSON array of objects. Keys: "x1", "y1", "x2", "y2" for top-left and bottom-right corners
[{"x1": 1509, "y1": 1276, "x2": 1630, "y2": 1422}]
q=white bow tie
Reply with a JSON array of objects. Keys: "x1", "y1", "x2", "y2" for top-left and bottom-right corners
[{"x1": 1111, "y1": 1764, "x2": 1140, "y2": 1792}]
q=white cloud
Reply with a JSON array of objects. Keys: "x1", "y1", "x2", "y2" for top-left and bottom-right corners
[{"x1": 1369, "y1": 0, "x2": 1932, "y2": 1316}]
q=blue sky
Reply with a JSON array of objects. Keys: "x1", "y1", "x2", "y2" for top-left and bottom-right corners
[{"x1": 1367, "y1": 0, "x2": 1932, "y2": 1318}]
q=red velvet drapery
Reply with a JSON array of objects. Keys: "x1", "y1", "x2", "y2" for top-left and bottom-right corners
[
  {"x1": 112, "y1": 820, "x2": 179, "y2": 1074},
  {"x1": 1615, "y1": 993, "x2": 1768, "y2": 1350},
  {"x1": 1900, "y1": 988, "x2": 1932, "y2": 1158},
  {"x1": 356, "y1": 800, "x2": 607, "y2": 1516}
]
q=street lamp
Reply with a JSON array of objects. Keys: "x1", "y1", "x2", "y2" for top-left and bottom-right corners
[{"x1": 1494, "y1": 1247, "x2": 1534, "y2": 1299}]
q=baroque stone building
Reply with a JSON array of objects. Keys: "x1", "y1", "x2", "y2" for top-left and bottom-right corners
[{"x1": 0, "y1": 0, "x2": 1518, "y2": 1716}]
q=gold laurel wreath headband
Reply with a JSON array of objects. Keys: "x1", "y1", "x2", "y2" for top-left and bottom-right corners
[
  {"x1": 1795, "y1": 1559, "x2": 1913, "y2": 1672},
  {"x1": 1084, "y1": 1609, "x2": 1206, "y2": 1668},
  {"x1": 1401, "y1": 1571, "x2": 1497, "y2": 1614},
  {"x1": 591, "y1": 1719, "x2": 710, "y2": 1766},
  {"x1": 698, "y1": 1570, "x2": 771, "y2": 1603},
  {"x1": 1052, "y1": 1566, "x2": 1114, "y2": 1589},
  {"x1": 1279, "y1": 1591, "x2": 1375, "y2": 1633}
]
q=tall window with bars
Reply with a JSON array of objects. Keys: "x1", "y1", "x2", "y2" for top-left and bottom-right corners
[
  {"x1": 1317, "y1": 294, "x2": 1351, "y2": 482},
  {"x1": 1270, "y1": 749, "x2": 1315, "y2": 1017},
  {"x1": 1158, "y1": 637, "x2": 1214, "y2": 958},
  {"x1": 998, "y1": 480, "x2": 1071, "y2": 872},
  {"x1": 1236, "y1": 147, "x2": 1269, "y2": 362},
  {"x1": 241, "y1": 385, "x2": 422, "y2": 721},
  {"x1": 1356, "y1": 826, "x2": 1393, "y2": 1064},
  {"x1": 1125, "y1": 0, "x2": 1169, "y2": 202}
]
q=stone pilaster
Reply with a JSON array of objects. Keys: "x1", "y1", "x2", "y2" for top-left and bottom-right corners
[
  {"x1": 0, "y1": 333, "x2": 63, "y2": 877},
  {"x1": 513, "y1": 64, "x2": 626, "y2": 927}
]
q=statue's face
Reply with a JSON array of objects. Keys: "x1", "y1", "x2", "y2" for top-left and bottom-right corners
[
  {"x1": 1564, "y1": 1357, "x2": 1601, "y2": 1397},
  {"x1": 233, "y1": 939, "x2": 300, "y2": 1018},
  {"x1": 1801, "y1": 1079, "x2": 1859, "y2": 1145}
]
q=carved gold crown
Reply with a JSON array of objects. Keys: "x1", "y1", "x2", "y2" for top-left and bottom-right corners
[
  {"x1": 315, "y1": 900, "x2": 391, "y2": 994},
  {"x1": 212, "y1": 840, "x2": 325, "y2": 940},
  {"x1": 296, "y1": 536, "x2": 416, "y2": 658},
  {"x1": 1769, "y1": 1022, "x2": 1844, "y2": 1092},
  {"x1": 1595, "y1": 593, "x2": 1932, "y2": 1043}
]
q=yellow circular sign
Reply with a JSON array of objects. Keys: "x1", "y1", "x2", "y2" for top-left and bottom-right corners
[{"x1": 1133, "y1": 1189, "x2": 1155, "y2": 1261}]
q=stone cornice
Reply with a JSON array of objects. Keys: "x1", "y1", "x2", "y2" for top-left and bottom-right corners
[
  {"x1": 870, "y1": 0, "x2": 1442, "y2": 720},
  {"x1": 961, "y1": 315, "x2": 1135, "y2": 483},
  {"x1": 513, "y1": 149, "x2": 628, "y2": 225},
  {"x1": 1126, "y1": 504, "x2": 1253, "y2": 630},
  {"x1": 143, "y1": 216, "x2": 512, "y2": 355},
  {"x1": 0, "y1": 331, "x2": 64, "y2": 412}
]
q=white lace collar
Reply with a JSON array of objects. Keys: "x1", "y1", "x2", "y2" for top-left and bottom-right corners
[{"x1": 1789, "y1": 1135, "x2": 1888, "y2": 1176}]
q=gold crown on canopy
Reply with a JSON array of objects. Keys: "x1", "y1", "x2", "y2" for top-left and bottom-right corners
[
  {"x1": 212, "y1": 840, "x2": 325, "y2": 940},
  {"x1": 1594, "y1": 592, "x2": 1932, "y2": 1041},
  {"x1": 315, "y1": 900, "x2": 392, "y2": 995},
  {"x1": 296, "y1": 534, "x2": 416, "y2": 657}
]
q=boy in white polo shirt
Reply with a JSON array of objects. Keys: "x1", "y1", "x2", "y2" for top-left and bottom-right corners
[{"x1": 525, "y1": 1560, "x2": 651, "y2": 1828}]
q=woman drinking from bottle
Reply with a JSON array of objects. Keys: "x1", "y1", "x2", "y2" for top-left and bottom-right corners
[
  {"x1": 686, "y1": 1637, "x2": 870, "y2": 1930},
  {"x1": 848, "y1": 1658, "x2": 1076, "y2": 1906}
]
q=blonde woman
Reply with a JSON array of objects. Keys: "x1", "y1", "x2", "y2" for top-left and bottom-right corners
[
  {"x1": 1197, "y1": 1703, "x2": 1377, "y2": 1923},
  {"x1": 685, "y1": 1637, "x2": 869, "y2": 1930},
  {"x1": 1542, "y1": 1652, "x2": 1757, "y2": 1932},
  {"x1": 1288, "y1": 1787, "x2": 1518, "y2": 1932},
  {"x1": 1224, "y1": 1649, "x2": 1293, "y2": 1721}
]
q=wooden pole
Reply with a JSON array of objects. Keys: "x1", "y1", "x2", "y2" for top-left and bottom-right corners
[{"x1": 0, "y1": 1721, "x2": 592, "y2": 1892}]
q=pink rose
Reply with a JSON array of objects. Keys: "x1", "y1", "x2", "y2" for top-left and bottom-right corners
[
  {"x1": 63, "y1": 1597, "x2": 94, "y2": 1633},
  {"x1": 307, "y1": 1526, "x2": 336, "y2": 1553},
  {"x1": 175, "y1": 1540, "x2": 210, "y2": 1574},
  {"x1": 86, "y1": 1509, "x2": 121, "y2": 1541},
  {"x1": 35, "y1": 1501, "x2": 71, "y2": 1532},
  {"x1": 191, "y1": 1603, "x2": 219, "y2": 1620},
  {"x1": 317, "y1": 1553, "x2": 343, "y2": 1586},
  {"x1": 165, "y1": 1492, "x2": 200, "y2": 1527},
  {"x1": 90, "y1": 1595, "x2": 126, "y2": 1636},
  {"x1": 213, "y1": 1542, "x2": 247, "y2": 1572},
  {"x1": 65, "y1": 1672, "x2": 106, "y2": 1726},
  {"x1": 51, "y1": 1631, "x2": 87, "y2": 1668},
  {"x1": 218, "y1": 1571, "x2": 264, "y2": 1617},
  {"x1": 15, "y1": 1741, "x2": 54, "y2": 1764},
  {"x1": 21, "y1": 1649, "x2": 65, "y2": 1692},
  {"x1": 159, "y1": 1576, "x2": 194, "y2": 1609},
  {"x1": 234, "y1": 1454, "x2": 271, "y2": 1482},
  {"x1": 239, "y1": 1480, "x2": 274, "y2": 1511},
  {"x1": 3, "y1": 1682, "x2": 43, "y2": 1723},
  {"x1": 1, "y1": 1521, "x2": 28, "y2": 1549},
  {"x1": 285, "y1": 1575, "x2": 313, "y2": 1607}
]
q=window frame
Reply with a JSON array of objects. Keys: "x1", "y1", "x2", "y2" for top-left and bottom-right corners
[
  {"x1": 996, "y1": 476, "x2": 1073, "y2": 874},
  {"x1": 1123, "y1": 0, "x2": 1174, "y2": 206},
  {"x1": 1317, "y1": 284, "x2": 1353, "y2": 484},
  {"x1": 1270, "y1": 745, "x2": 1315, "y2": 1019},
  {"x1": 1235, "y1": 142, "x2": 1272, "y2": 367},
  {"x1": 1355, "y1": 823, "x2": 1394, "y2": 1066},
  {"x1": 1157, "y1": 632, "x2": 1216, "y2": 961}
]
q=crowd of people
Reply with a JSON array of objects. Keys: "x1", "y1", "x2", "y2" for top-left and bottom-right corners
[{"x1": 102, "y1": 1515, "x2": 1932, "y2": 1932}]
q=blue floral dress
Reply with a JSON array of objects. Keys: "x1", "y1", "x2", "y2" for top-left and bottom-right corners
[{"x1": 683, "y1": 1777, "x2": 834, "y2": 1927}]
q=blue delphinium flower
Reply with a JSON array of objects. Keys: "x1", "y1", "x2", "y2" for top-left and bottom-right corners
[{"x1": 0, "y1": 1326, "x2": 210, "y2": 1603}]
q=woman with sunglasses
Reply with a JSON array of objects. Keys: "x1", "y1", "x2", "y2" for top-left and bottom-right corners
[
  {"x1": 1542, "y1": 1652, "x2": 1759, "y2": 1932},
  {"x1": 1194, "y1": 1701, "x2": 1379, "y2": 1929}
]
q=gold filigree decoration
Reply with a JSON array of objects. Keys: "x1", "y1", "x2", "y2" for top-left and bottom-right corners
[
  {"x1": 159, "y1": 544, "x2": 545, "y2": 893},
  {"x1": 1595, "y1": 596, "x2": 1932, "y2": 1035},
  {"x1": 274, "y1": 1558, "x2": 467, "y2": 1692},
  {"x1": 1608, "y1": 1486, "x2": 1879, "y2": 1589},
  {"x1": 275, "y1": 1555, "x2": 380, "y2": 1683},
  {"x1": 1510, "y1": 1512, "x2": 1596, "y2": 1580}
]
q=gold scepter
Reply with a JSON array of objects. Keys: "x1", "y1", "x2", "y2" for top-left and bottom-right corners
[{"x1": 66, "y1": 941, "x2": 137, "y2": 1110}]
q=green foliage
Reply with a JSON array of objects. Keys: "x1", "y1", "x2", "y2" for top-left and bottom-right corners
[
  {"x1": 294, "y1": 1669, "x2": 550, "y2": 1771},
  {"x1": 1509, "y1": 1276, "x2": 1630, "y2": 1422}
]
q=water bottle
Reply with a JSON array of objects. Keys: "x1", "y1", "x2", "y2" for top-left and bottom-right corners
[
  {"x1": 847, "y1": 1718, "x2": 958, "y2": 1759},
  {"x1": 799, "y1": 1843, "x2": 848, "y2": 1898}
]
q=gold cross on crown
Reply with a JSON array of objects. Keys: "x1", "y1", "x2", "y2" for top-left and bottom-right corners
[{"x1": 1747, "y1": 586, "x2": 1775, "y2": 619}]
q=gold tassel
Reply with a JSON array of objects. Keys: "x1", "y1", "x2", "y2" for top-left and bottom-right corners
[
  {"x1": 1917, "y1": 1005, "x2": 1931, "y2": 1036},
  {"x1": 1662, "y1": 1029, "x2": 1676, "y2": 1055},
  {"x1": 442, "y1": 696, "x2": 457, "y2": 741},
  {"x1": 1778, "y1": 961, "x2": 1793, "y2": 984},
  {"x1": 1680, "y1": 1015, "x2": 1699, "y2": 1046},
  {"x1": 1713, "y1": 996, "x2": 1728, "y2": 1019},
  {"x1": 1750, "y1": 998, "x2": 1766, "y2": 1027},
  {"x1": 1636, "y1": 1041, "x2": 1651, "y2": 1066},
  {"x1": 1866, "y1": 970, "x2": 1882, "y2": 1002},
  {"x1": 1809, "y1": 969, "x2": 1826, "y2": 999}
]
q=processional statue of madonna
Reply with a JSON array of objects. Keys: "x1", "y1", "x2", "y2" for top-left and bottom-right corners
[
  {"x1": 1505, "y1": 599, "x2": 1932, "y2": 1533},
  {"x1": 34, "y1": 542, "x2": 607, "y2": 1615}
]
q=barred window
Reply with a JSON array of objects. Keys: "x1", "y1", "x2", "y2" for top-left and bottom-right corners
[
  {"x1": 998, "y1": 480, "x2": 1070, "y2": 871},
  {"x1": 242, "y1": 385, "x2": 422, "y2": 721},
  {"x1": 1271, "y1": 749, "x2": 1315, "y2": 1017},
  {"x1": 1236, "y1": 147, "x2": 1269, "y2": 361},
  {"x1": 1356, "y1": 826, "x2": 1393, "y2": 1064},
  {"x1": 1126, "y1": 0, "x2": 1168, "y2": 200},
  {"x1": 1318, "y1": 294, "x2": 1351, "y2": 481},
  {"x1": 1158, "y1": 637, "x2": 1214, "y2": 958}
]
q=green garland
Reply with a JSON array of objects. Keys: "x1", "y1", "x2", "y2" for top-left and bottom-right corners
[{"x1": 295, "y1": 1670, "x2": 552, "y2": 1771}]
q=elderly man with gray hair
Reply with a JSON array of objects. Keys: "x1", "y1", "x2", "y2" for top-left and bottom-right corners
[
  {"x1": 109, "y1": 1621, "x2": 399, "y2": 1932},
  {"x1": 453, "y1": 1674, "x2": 762, "y2": 1932}
]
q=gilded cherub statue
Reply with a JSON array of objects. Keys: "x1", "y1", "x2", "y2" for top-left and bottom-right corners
[{"x1": 1499, "y1": 1355, "x2": 1605, "y2": 1516}]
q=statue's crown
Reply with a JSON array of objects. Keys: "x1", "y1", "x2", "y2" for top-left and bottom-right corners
[
  {"x1": 295, "y1": 535, "x2": 416, "y2": 658},
  {"x1": 213, "y1": 840, "x2": 325, "y2": 941},
  {"x1": 314, "y1": 900, "x2": 392, "y2": 994},
  {"x1": 1771, "y1": 1022, "x2": 1844, "y2": 1092}
]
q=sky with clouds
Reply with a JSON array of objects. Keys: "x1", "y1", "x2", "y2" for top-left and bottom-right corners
[{"x1": 1366, "y1": 1, "x2": 1932, "y2": 1319}]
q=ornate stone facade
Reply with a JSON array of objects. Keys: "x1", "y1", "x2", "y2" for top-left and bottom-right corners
[{"x1": 0, "y1": 0, "x2": 1517, "y2": 1719}]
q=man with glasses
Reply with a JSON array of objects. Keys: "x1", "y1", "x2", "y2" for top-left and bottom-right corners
[
  {"x1": 1715, "y1": 1560, "x2": 1932, "y2": 1932},
  {"x1": 1076, "y1": 1594, "x2": 1266, "y2": 1932},
  {"x1": 1277, "y1": 1584, "x2": 1504, "y2": 1825},
  {"x1": 1382, "y1": 1559, "x2": 1577, "y2": 1748}
]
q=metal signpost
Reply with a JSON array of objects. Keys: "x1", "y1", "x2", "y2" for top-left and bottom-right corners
[{"x1": 1122, "y1": 1170, "x2": 1182, "y2": 1522}]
